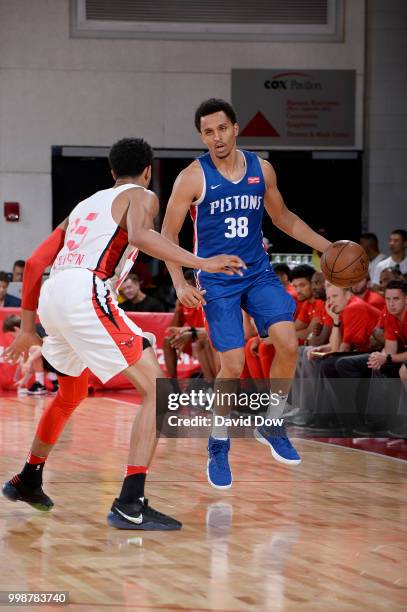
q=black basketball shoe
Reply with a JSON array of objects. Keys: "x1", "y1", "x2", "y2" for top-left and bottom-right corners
[
  {"x1": 2, "y1": 476, "x2": 54, "y2": 512},
  {"x1": 107, "y1": 497, "x2": 182, "y2": 530},
  {"x1": 27, "y1": 382, "x2": 47, "y2": 396}
]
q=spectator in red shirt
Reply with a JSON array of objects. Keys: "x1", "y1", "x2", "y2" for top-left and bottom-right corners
[
  {"x1": 272, "y1": 263, "x2": 297, "y2": 301},
  {"x1": 291, "y1": 265, "x2": 320, "y2": 343},
  {"x1": 367, "y1": 280, "x2": 407, "y2": 370},
  {"x1": 330, "y1": 281, "x2": 407, "y2": 434},
  {"x1": 310, "y1": 286, "x2": 381, "y2": 355},
  {"x1": 322, "y1": 281, "x2": 406, "y2": 379},
  {"x1": 302, "y1": 286, "x2": 381, "y2": 429},
  {"x1": 164, "y1": 270, "x2": 218, "y2": 381},
  {"x1": 305, "y1": 272, "x2": 332, "y2": 346},
  {"x1": 351, "y1": 277, "x2": 385, "y2": 310}
]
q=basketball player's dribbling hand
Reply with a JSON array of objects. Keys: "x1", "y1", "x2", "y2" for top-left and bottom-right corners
[
  {"x1": 3, "y1": 330, "x2": 42, "y2": 364},
  {"x1": 202, "y1": 255, "x2": 246, "y2": 276}
]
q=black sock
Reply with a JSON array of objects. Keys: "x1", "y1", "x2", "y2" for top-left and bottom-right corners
[
  {"x1": 18, "y1": 461, "x2": 45, "y2": 488},
  {"x1": 118, "y1": 473, "x2": 146, "y2": 503}
]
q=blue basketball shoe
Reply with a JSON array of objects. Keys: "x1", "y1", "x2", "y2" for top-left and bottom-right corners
[
  {"x1": 254, "y1": 426, "x2": 301, "y2": 465},
  {"x1": 207, "y1": 437, "x2": 232, "y2": 489}
]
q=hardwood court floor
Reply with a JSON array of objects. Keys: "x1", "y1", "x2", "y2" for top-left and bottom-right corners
[{"x1": 0, "y1": 393, "x2": 406, "y2": 611}]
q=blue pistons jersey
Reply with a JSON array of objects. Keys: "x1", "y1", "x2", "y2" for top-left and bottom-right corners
[
  {"x1": 190, "y1": 149, "x2": 296, "y2": 353},
  {"x1": 191, "y1": 150, "x2": 267, "y2": 269}
]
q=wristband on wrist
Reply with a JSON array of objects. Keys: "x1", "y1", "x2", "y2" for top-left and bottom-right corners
[
  {"x1": 189, "y1": 326, "x2": 198, "y2": 341},
  {"x1": 333, "y1": 321, "x2": 341, "y2": 328}
]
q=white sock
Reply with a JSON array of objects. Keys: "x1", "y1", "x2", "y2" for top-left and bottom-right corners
[
  {"x1": 47, "y1": 372, "x2": 57, "y2": 382},
  {"x1": 266, "y1": 393, "x2": 288, "y2": 420},
  {"x1": 211, "y1": 419, "x2": 229, "y2": 439},
  {"x1": 35, "y1": 372, "x2": 45, "y2": 385}
]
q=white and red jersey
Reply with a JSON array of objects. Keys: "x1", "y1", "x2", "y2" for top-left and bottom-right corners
[{"x1": 51, "y1": 183, "x2": 141, "y2": 292}]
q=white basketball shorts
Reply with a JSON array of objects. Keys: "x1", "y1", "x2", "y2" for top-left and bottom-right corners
[{"x1": 38, "y1": 268, "x2": 145, "y2": 382}]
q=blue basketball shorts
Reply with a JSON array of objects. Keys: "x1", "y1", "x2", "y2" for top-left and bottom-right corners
[{"x1": 197, "y1": 259, "x2": 296, "y2": 353}]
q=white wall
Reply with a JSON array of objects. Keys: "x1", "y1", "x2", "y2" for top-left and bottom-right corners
[
  {"x1": 0, "y1": 0, "x2": 365, "y2": 269},
  {"x1": 365, "y1": 0, "x2": 407, "y2": 250}
]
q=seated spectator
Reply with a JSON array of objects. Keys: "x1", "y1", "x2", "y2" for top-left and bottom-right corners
[
  {"x1": 119, "y1": 273, "x2": 164, "y2": 312},
  {"x1": 350, "y1": 277, "x2": 385, "y2": 310},
  {"x1": 311, "y1": 285, "x2": 381, "y2": 356},
  {"x1": 372, "y1": 229, "x2": 407, "y2": 289},
  {"x1": 359, "y1": 233, "x2": 386, "y2": 283},
  {"x1": 291, "y1": 264, "x2": 325, "y2": 344},
  {"x1": 12, "y1": 260, "x2": 25, "y2": 282},
  {"x1": 0, "y1": 271, "x2": 21, "y2": 307},
  {"x1": 379, "y1": 266, "x2": 403, "y2": 295},
  {"x1": 335, "y1": 281, "x2": 406, "y2": 375},
  {"x1": 299, "y1": 285, "x2": 381, "y2": 428},
  {"x1": 272, "y1": 263, "x2": 296, "y2": 299},
  {"x1": 164, "y1": 270, "x2": 218, "y2": 382},
  {"x1": 326, "y1": 281, "x2": 407, "y2": 433},
  {"x1": 287, "y1": 272, "x2": 330, "y2": 420},
  {"x1": 366, "y1": 280, "x2": 406, "y2": 369},
  {"x1": 2, "y1": 314, "x2": 58, "y2": 394},
  {"x1": 307, "y1": 272, "x2": 332, "y2": 346}
]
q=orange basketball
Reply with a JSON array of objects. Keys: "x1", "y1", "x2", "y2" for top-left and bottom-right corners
[{"x1": 320, "y1": 240, "x2": 369, "y2": 287}]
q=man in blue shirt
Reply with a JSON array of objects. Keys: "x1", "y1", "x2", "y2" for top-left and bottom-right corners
[
  {"x1": 162, "y1": 98, "x2": 331, "y2": 489},
  {"x1": 0, "y1": 271, "x2": 21, "y2": 307}
]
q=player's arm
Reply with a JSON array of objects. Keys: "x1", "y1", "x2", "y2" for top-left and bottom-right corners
[
  {"x1": 161, "y1": 164, "x2": 207, "y2": 307},
  {"x1": 126, "y1": 189, "x2": 245, "y2": 287},
  {"x1": 4, "y1": 219, "x2": 69, "y2": 364},
  {"x1": 261, "y1": 159, "x2": 331, "y2": 253}
]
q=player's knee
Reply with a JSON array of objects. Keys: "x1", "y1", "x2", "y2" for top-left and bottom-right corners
[
  {"x1": 58, "y1": 385, "x2": 87, "y2": 406},
  {"x1": 276, "y1": 338, "x2": 298, "y2": 360},
  {"x1": 137, "y1": 373, "x2": 162, "y2": 400},
  {"x1": 221, "y1": 356, "x2": 245, "y2": 378}
]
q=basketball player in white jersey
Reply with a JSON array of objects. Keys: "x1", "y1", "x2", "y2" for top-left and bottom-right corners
[{"x1": 2, "y1": 138, "x2": 244, "y2": 530}]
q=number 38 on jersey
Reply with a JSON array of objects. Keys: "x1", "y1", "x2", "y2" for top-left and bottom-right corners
[{"x1": 224, "y1": 216, "x2": 249, "y2": 238}]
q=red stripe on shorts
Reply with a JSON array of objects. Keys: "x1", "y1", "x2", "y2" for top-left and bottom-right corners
[{"x1": 91, "y1": 275, "x2": 142, "y2": 366}]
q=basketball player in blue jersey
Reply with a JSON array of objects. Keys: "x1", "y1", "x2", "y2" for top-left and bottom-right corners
[{"x1": 162, "y1": 99, "x2": 332, "y2": 489}]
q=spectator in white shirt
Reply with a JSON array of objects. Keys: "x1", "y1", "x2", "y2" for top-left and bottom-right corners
[
  {"x1": 359, "y1": 233, "x2": 386, "y2": 283},
  {"x1": 372, "y1": 229, "x2": 407, "y2": 288}
]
